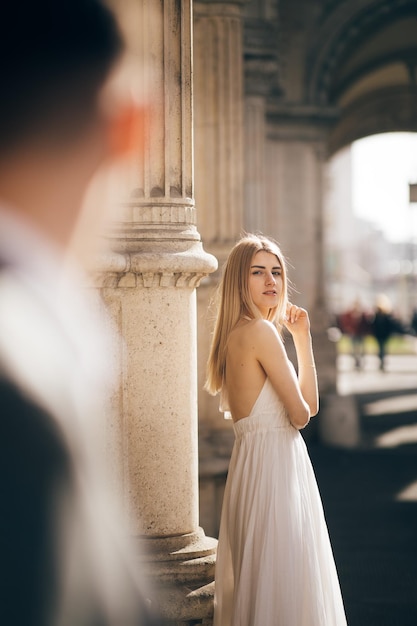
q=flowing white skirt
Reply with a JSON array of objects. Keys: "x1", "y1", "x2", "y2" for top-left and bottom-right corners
[{"x1": 214, "y1": 380, "x2": 347, "y2": 626}]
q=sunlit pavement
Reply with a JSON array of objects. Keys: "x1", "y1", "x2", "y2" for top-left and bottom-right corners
[
  {"x1": 338, "y1": 353, "x2": 417, "y2": 396},
  {"x1": 306, "y1": 354, "x2": 417, "y2": 626}
]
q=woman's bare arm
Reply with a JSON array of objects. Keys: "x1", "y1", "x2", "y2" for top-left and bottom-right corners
[
  {"x1": 284, "y1": 303, "x2": 319, "y2": 418},
  {"x1": 252, "y1": 309, "x2": 318, "y2": 429}
]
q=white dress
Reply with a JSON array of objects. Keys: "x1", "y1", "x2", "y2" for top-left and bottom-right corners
[{"x1": 214, "y1": 377, "x2": 347, "y2": 626}]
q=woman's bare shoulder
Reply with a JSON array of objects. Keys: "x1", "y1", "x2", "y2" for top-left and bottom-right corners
[
  {"x1": 246, "y1": 318, "x2": 279, "y2": 337},
  {"x1": 229, "y1": 318, "x2": 280, "y2": 346}
]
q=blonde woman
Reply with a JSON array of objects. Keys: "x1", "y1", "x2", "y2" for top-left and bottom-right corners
[{"x1": 206, "y1": 234, "x2": 346, "y2": 626}]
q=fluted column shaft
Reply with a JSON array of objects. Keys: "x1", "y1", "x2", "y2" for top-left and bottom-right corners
[
  {"x1": 193, "y1": 1, "x2": 246, "y2": 539},
  {"x1": 194, "y1": 1, "x2": 245, "y2": 246}
]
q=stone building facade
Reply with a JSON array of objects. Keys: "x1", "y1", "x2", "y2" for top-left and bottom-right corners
[{"x1": 96, "y1": 1, "x2": 417, "y2": 623}]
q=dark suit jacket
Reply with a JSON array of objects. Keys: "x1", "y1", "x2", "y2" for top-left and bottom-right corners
[
  {"x1": 0, "y1": 376, "x2": 158, "y2": 626},
  {"x1": 0, "y1": 377, "x2": 73, "y2": 625}
]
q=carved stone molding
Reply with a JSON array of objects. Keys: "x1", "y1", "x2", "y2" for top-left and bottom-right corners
[
  {"x1": 95, "y1": 269, "x2": 209, "y2": 290},
  {"x1": 117, "y1": 202, "x2": 196, "y2": 226},
  {"x1": 93, "y1": 242, "x2": 217, "y2": 289}
]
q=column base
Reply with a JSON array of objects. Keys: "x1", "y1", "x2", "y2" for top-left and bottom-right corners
[{"x1": 138, "y1": 528, "x2": 217, "y2": 623}]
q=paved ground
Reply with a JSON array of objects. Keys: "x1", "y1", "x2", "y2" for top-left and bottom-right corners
[{"x1": 306, "y1": 355, "x2": 417, "y2": 626}]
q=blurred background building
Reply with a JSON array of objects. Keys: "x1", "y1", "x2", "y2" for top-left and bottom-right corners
[{"x1": 325, "y1": 141, "x2": 417, "y2": 318}]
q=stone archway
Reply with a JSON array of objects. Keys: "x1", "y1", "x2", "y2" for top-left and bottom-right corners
[
  {"x1": 328, "y1": 86, "x2": 417, "y2": 156},
  {"x1": 306, "y1": 0, "x2": 417, "y2": 105},
  {"x1": 304, "y1": 0, "x2": 417, "y2": 155}
]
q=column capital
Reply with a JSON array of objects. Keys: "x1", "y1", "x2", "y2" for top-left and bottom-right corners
[{"x1": 92, "y1": 240, "x2": 217, "y2": 290}]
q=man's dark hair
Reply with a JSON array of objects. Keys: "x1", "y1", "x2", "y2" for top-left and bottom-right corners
[{"x1": 0, "y1": 0, "x2": 123, "y2": 152}]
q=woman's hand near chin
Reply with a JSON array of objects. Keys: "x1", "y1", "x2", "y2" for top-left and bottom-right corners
[{"x1": 283, "y1": 303, "x2": 311, "y2": 337}]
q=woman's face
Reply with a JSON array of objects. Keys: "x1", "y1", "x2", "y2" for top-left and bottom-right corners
[{"x1": 248, "y1": 250, "x2": 283, "y2": 318}]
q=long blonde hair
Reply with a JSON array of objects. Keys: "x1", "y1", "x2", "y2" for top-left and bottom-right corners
[{"x1": 205, "y1": 234, "x2": 288, "y2": 395}]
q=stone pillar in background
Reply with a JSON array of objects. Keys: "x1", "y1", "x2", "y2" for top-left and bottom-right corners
[
  {"x1": 96, "y1": 1, "x2": 218, "y2": 622},
  {"x1": 264, "y1": 116, "x2": 359, "y2": 447},
  {"x1": 193, "y1": 0, "x2": 245, "y2": 537},
  {"x1": 264, "y1": 122, "x2": 337, "y2": 395},
  {"x1": 194, "y1": 0, "x2": 245, "y2": 251},
  {"x1": 243, "y1": 6, "x2": 280, "y2": 233}
]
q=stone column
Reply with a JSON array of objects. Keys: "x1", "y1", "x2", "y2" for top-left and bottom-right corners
[
  {"x1": 194, "y1": 0, "x2": 244, "y2": 534},
  {"x1": 264, "y1": 112, "x2": 359, "y2": 447},
  {"x1": 96, "y1": 1, "x2": 218, "y2": 622},
  {"x1": 193, "y1": 0, "x2": 246, "y2": 537},
  {"x1": 264, "y1": 126, "x2": 335, "y2": 390},
  {"x1": 243, "y1": 7, "x2": 280, "y2": 234},
  {"x1": 194, "y1": 0, "x2": 245, "y2": 250},
  {"x1": 193, "y1": 0, "x2": 245, "y2": 409}
]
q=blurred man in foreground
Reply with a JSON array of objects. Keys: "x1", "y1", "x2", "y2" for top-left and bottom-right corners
[{"x1": 0, "y1": 1, "x2": 155, "y2": 624}]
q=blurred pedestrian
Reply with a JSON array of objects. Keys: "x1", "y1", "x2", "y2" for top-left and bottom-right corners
[
  {"x1": 338, "y1": 300, "x2": 370, "y2": 370},
  {"x1": 370, "y1": 295, "x2": 403, "y2": 371},
  {"x1": 410, "y1": 308, "x2": 417, "y2": 336},
  {"x1": 0, "y1": 1, "x2": 156, "y2": 625}
]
